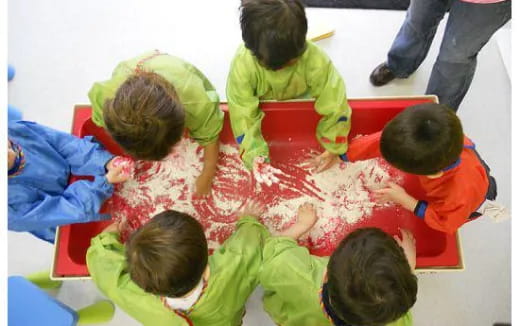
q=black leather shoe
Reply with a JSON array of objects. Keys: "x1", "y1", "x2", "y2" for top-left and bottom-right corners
[{"x1": 370, "y1": 62, "x2": 396, "y2": 86}]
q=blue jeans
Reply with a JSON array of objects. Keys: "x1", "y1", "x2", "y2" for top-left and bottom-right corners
[{"x1": 387, "y1": 0, "x2": 511, "y2": 111}]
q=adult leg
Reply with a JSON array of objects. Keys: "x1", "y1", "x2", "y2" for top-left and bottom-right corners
[
  {"x1": 426, "y1": 0, "x2": 511, "y2": 111},
  {"x1": 387, "y1": 0, "x2": 451, "y2": 77}
]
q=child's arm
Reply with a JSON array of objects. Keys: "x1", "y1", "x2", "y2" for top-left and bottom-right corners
[
  {"x1": 374, "y1": 183, "x2": 418, "y2": 212},
  {"x1": 23, "y1": 121, "x2": 114, "y2": 176},
  {"x1": 415, "y1": 200, "x2": 472, "y2": 234},
  {"x1": 86, "y1": 228, "x2": 184, "y2": 326},
  {"x1": 8, "y1": 166, "x2": 127, "y2": 232},
  {"x1": 374, "y1": 182, "x2": 469, "y2": 234},
  {"x1": 211, "y1": 201, "x2": 270, "y2": 297},
  {"x1": 220, "y1": 200, "x2": 270, "y2": 253},
  {"x1": 226, "y1": 53, "x2": 270, "y2": 170},
  {"x1": 180, "y1": 76, "x2": 224, "y2": 196},
  {"x1": 278, "y1": 202, "x2": 318, "y2": 240},
  {"x1": 9, "y1": 177, "x2": 113, "y2": 232},
  {"x1": 307, "y1": 46, "x2": 352, "y2": 168},
  {"x1": 195, "y1": 141, "x2": 219, "y2": 196},
  {"x1": 346, "y1": 131, "x2": 383, "y2": 162}
]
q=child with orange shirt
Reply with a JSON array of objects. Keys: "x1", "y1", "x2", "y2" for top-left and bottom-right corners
[{"x1": 347, "y1": 103, "x2": 503, "y2": 233}]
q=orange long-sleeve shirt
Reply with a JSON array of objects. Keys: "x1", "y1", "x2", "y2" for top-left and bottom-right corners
[{"x1": 347, "y1": 132, "x2": 489, "y2": 234}]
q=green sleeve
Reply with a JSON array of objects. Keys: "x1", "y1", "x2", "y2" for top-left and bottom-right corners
[
  {"x1": 87, "y1": 66, "x2": 129, "y2": 128},
  {"x1": 88, "y1": 82, "x2": 111, "y2": 128},
  {"x1": 86, "y1": 232, "x2": 187, "y2": 326},
  {"x1": 192, "y1": 217, "x2": 270, "y2": 325},
  {"x1": 182, "y1": 83, "x2": 224, "y2": 146},
  {"x1": 216, "y1": 216, "x2": 270, "y2": 276},
  {"x1": 259, "y1": 237, "x2": 330, "y2": 326},
  {"x1": 226, "y1": 48, "x2": 270, "y2": 170},
  {"x1": 261, "y1": 236, "x2": 328, "y2": 288},
  {"x1": 86, "y1": 232, "x2": 128, "y2": 291},
  {"x1": 306, "y1": 44, "x2": 352, "y2": 155}
]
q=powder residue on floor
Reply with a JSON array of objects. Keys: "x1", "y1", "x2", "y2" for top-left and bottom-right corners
[{"x1": 106, "y1": 138, "x2": 403, "y2": 252}]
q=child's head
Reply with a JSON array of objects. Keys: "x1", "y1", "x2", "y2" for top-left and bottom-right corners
[
  {"x1": 240, "y1": 0, "x2": 307, "y2": 70},
  {"x1": 327, "y1": 228, "x2": 417, "y2": 326},
  {"x1": 103, "y1": 72, "x2": 185, "y2": 161},
  {"x1": 126, "y1": 210, "x2": 208, "y2": 298},
  {"x1": 381, "y1": 103, "x2": 463, "y2": 175}
]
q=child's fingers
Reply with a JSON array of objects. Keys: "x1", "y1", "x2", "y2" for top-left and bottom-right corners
[
  {"x1": 112, "y1": 166, "x2": 124, "y2": 176},
  {"x1": 374, "y1": 188, "x2": 390, "y2": 194},
  {"x1": 253, "y1": 168, "x2": 265, "y2": 184},
  {"x1": 301, "y1": 202, "x2": 311, "y2": 208},
  {"x1": 402, "y1": 229, "x2": 416, "y2": 242},
  {"x1": 302, "y1": 157, "x2": 317, "y2": 169},
  {"x1": 373, "y1": 191, "x2": 388, "y2": 200},
  {"x1": 269, "y1": 174, "x2": 280, "y2": 184},
  {"x1": 388, "y1": 182, "x2": 402, "y2": 191}
]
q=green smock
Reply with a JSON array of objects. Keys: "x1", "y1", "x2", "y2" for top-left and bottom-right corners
[
  {"x1": 88, "y1": 51, "x2": 223, "y2": 146},
  {"x1": 86, "y1": 216, "x2": 269, "y2": 326},
  {"x1": 259, "y1": 237, "x2": 413, "y2": 326},
  {"x1": 226, "y1": 41, "x2": 352, "y2": 169}
]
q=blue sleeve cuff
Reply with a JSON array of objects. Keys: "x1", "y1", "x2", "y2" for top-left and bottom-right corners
[
  {"x1": 339, "y1": 153, "x2": 349, "y2": 162},
  {"x1": 414, "y1": 200, "x2": 428, "y2": 218}
]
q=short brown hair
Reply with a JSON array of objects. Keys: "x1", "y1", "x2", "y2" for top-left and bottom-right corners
[
  {"x1": 327, "y1": 228, "x2": 417, "y2": 325},
  {"x1": 126, "y1": 210, "x2": 208, "y2": 297},
  {"x1": 103, "y1": 71, "x2": 185, "y2": 161},
  {"x1": 381, "y1": 103, "x2": 464, "y2": 175},
  {"x1": 240, "y1": 0, "x2": 308, "y2": 70}
]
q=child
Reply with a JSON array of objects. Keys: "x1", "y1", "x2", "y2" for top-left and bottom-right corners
[
  {"x1": 226, "y1": 0, "x2": 352, "y2": 178},
  {"x1": 259, "y1": 203, "x2": 417, "y2": 326},
  {"x1": 8, "y1": 120, "x2": 128, "y2": 243},
  {"x1": 88, "y1": 51, "x2": 224, "y2": 195},
  {"x1": 86, "y1": 203, "x2": 269, "y2": 326},
  {"x1": 347, "y1": 103, "x2": 500, "y2": 233}
]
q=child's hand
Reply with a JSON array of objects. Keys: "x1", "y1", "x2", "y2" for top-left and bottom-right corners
[
  {"x1": 106, "y1": 165, "x2": 130, "y2": 184},
  {"x1": 103, "y1": 217, "x2": 126, "y2": 234},
  {"x1": 107, "y1": 156, "x2": 135, "y2": 178},
  {"x1": 306, "y1": 150, "x2": 339, "y2": 173},
  {"x1": 195, "y1": 172, "x2": 214, "y2": 197},
  {"x1": 253, "y1": 157, "x2": 283, "y2": 186},
  {"x1": 394, "y1": 228, "x2": 417, "y2": 270},
  {"x1": 373, "y1": 182, "x2": 418, "y2": 211},
  {"x1": 239, "y1": 200, "x2": 265, "y2": 219},
  {"x1": 297, "y1": 202, "x2": 318, "y2": 229},
  {"x1": 278, "y1": 202, "x2": 318, "y2": 240}
]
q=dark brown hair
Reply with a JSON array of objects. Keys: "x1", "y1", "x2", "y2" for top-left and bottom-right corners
[
  {"x1": 103, "y1": 71, "x2": 185, "y2": 161},
  {"x1": 126, "y1": 210, "x2": 208, "y2": 298},
  {"x1": 240, "y1": 0, "x2": 308, "y2": 70},
  {"x1": 381, "y1": 103, "x2": 464, "y2": 175},
  {"x1": 327, "y1": 228, "x2": 417, "y2": 325}
]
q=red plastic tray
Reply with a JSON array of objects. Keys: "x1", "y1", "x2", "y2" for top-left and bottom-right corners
[{"x1": 53, "y1": 98, "x2": 462, "y2": 278}]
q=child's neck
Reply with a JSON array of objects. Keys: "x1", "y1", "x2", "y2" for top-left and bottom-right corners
[
  {"x1": 179, "y1": 265, "x2": 210, "y2": 299},
  {"x1": 425, "y1": 171, "x2": 444, "y2": 179}
]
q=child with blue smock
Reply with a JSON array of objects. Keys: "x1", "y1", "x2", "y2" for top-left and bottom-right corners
[{"x1": 8, "y1": 120, "x2": 129, "y2": 243}]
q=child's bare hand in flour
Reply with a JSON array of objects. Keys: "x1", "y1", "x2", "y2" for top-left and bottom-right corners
[
  {"x1": 195, "y1": 172, "x2": 214, "y2": 197},
  {"x1": 374, "y1": 182, "x2": 418, "y2": 212},
  {"x1": 278, "y1": 202, "x2": 318, "y2": 240},
  {"x1": 239, "y1": 200, "x2": 266, "y2": 219},
  {"x1": 102, "y1": 217, "x2": 127, "y2": 235},
  {"x1": 253, "y1": 156, "x2": 284, "y2": 186},
  {"x1": 394, "y1": 228, "x2": 417, "y2": 270},
  {"x1": 305, "y1": 150, "x2": 340, "y2": 173}
]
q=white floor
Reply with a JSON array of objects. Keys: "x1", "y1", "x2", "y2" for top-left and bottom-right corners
[{"x1": 8, "y1": 1, "x2": 511, "y2": 325}]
